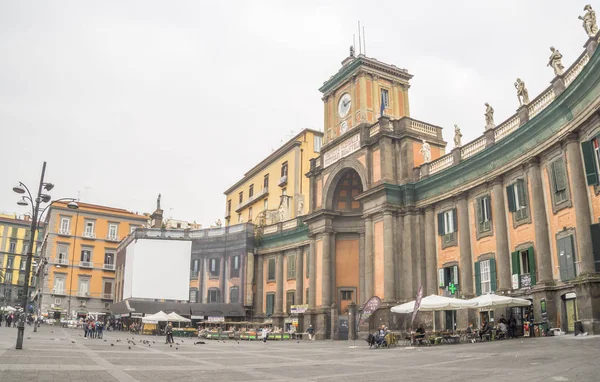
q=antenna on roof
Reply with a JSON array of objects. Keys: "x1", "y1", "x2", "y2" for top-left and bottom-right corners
[
  {"x1": 358, "y1": 21, "x2": 362, "y2": 55},
  {"x1": 363, "y1": 25, "x2": 366, "y2": 56}
]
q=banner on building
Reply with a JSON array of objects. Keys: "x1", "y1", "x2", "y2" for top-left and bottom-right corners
[
  {"x1": 207, "y1": 316, "x2": 224, "y2": 323},
  {"x1": 290, "y1": 304, "x2": 308, "y2": 314},
  {"x1": 411, "y1": 285, "x2": 424, "y2": 327},
  {"x1": 359, "y1": 296, "x2": 381, "y2": 326}
]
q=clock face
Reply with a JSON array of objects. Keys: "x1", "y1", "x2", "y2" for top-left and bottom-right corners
[
  {"x1": 340, "y1": 121, "x2": 348, "y2": 134},
  {"x1": 337, "y1": 93, "x2": 351, "y2": 118}
]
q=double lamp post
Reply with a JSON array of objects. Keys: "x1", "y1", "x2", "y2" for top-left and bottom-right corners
[{"x1": 12, "y1": 161, "x2": 78, "y2": 349}]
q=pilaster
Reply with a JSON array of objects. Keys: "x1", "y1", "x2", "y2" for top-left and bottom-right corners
[
  {"x1": 383, "y1": 211, "x2": 395, "y2": 302},
  {"x1": 255, "y1": 255, "x2": 264, "y2": 316},
  {"x1": 491, "y1": 177, "x2": 512, "y2": 292},
  {"x1": 295, "y1": 246, "x2": 304, "y2": 304},
  {"x1": 424, "y1": 206, "x2": 437, "y2": 296},
  {"x1": 456, "y1": 193, "x2": 474, "y2": 297},
  {"x1": 364, "y1": 217, "x2": 374, "y2": 300}
]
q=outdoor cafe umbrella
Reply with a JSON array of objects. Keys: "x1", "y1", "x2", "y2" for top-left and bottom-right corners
[
  {"x1": 142, "y1": 311, "x2": 170, "y2": 324},
  {"x1": 1, "y1": 306, "x2": 17, "y2": 312},
  {"x1": 167, "y1": 312, "x2": 191, "y2": 327},
  {"x1": 390, "y1": 294, "x2": 477, "y2": 330},
  {"x1": 467, "y1": 294, "x2": 531, "y2": 308}
]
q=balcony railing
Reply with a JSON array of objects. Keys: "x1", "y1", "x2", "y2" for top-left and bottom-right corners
[
  {"x1": 53, "y1": 289, "x2": 66, "y2": 296},
  {"x1": 57, "y1": 257, "x2": 69, "y2": 265},
  {"x1": 103, "y1": 263, "x2": 115, "y2": 271},
  {"x1": 101, "y1": 293, "x2": 113, "y2": 300},
  {"x1": 76, "y1": 291, "x2": 91, "y2": 298},
  {"x1": 82, "y1": 231, "x2": 96, "y2": 239},
  {"x1": 58, "y1": 229, "x2": 70, "y2": 236},
  {"x1": 278, "y1": 176, "x2": 288, "y2": 187},
  {"x1": 235, "y1": 187, "x2": 269, "y2": 212},
  {"x1": 190, "y1": 270, "x2": 199, "y2": 279},
  {"x1": 106, "y1": 235, "x2": 120, "y2": 242},
  {"x1": 79, "y1": 261, "x2": 93, "y2": 268}
]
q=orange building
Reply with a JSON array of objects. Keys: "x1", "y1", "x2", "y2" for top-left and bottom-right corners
[{"x1": 37, "y1": 201, "x2": 147, "y2": 320}]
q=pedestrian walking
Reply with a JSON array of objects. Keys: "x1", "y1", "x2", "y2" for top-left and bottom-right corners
[
  {"x1": 307, "y1": 325, "x2": 315, "y2": 340},
  {"x1": 262, "y1": 326, "x2": 270, "y2": 344},
  {"x1": 165, "y1": 322, "x2": 174, "y2": 344}
]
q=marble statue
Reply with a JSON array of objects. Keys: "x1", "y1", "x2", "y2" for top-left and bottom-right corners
[
  {"x1": 453, "y1": 124, "x2": 463, "y2": 147},
  {"x1": 297, "y1": 200, "x2": 304, "y2": 216},
  {"x1": 156, "y1": 193, "x2": 161, "y2": 210},
  {"x1": 579, "y1": 4, "x2": 599, "y2": 37},
  {"x1": 484, "y1": 103, "x2": 495, "y2": 128},
  {"x1": 215, "y1": 219, "x2": 222, "y2": 227},
  {"x1": 514, "y1": 78, "x2": 530, "y2": 106},
  {"x1": 548, "y1": 47, "x2": 565, "y2": 76},
  {"x1": 419, "y1": 139, "x2": 431, "y2": 163},
  {"x1": 350, "y1": 45, "x2": 355, "y2": 57}
]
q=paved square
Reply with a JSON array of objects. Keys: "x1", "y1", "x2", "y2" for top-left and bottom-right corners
[{"x1": 1, "y1": 325, "x2": 598, "y2": 381}]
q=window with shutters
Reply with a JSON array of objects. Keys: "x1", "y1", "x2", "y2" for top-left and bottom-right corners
[
  {"x1": 287, "y1": 254, "x2": 296, "y2": 279},
  {"x1": 437, "y1": 209, "x2": 458, "y2": 248},
  {"x1": 580, "y1": 136, "x2": 599, "y2": 190},
  {"x1": 548, "y1": 158, "x2": 570, "y2": 210},
  {"x1": 208, "y1": 288, "x2": 220, "y2": 303},
  {"x1": 286, "y1": 291, "x2": 295, "y2": 313},
  {"x1": 267, "y1": 257, "x2": 276, "y2": 281},
  {"x1": 511, "y1": 246, "x2": 536, "y2": 289},
  {"x1": 209, "y1": 258, "x2": 220, "y2": 278},
  {"x1": 557, "y1": 232, "x2": 578, "y2": 281},
  {"x1": 230, "y1": 286, "x2": 239, "y2": 303},
  {"x1": 480, "y1": 260, "x2": 491, "y2": 294},
  {"x1": 189, "y1": 289, "x2": 198, "y2": 303},
  {"x1": 266, "y1": 293, "x2": 275, "y2": 316},
  {"x1": 475, "y1": 256, "x2": 497, "y2": 296},
  {"x1": 476, "y1": 195, "x2": 492, "y2": 239},
  {"x1": 438, "y1": 265, "x2": 459, "y2": 296},
  {"x1": 230, "y1": 255, "x2": 240, "y2": 278},
  {"x1": 506, "y1": 179, "x2": 530, "y2": 225}
]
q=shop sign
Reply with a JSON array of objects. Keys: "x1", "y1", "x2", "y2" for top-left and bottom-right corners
[
  {"x1": 207, "y1": 316, "x2": 224, "y2": 323},
  {"x1": 121, "y1": 313, "x2": 130, "y2": 318},
  {"x1": 114, "y1": 314, "x2": 121, "y2": 318},
  {"x1": 323, "y1": 133, "x2": 360, "y2": 168},
  {"x1": 191, "y1": 315, "x2": 204, "y2": 320},
  {"x1": 290, "y1": 304, "x2": 308, "y2": 314},
  {"x1": 131, "y1": 313, "x2": 143, "y2": 318}
]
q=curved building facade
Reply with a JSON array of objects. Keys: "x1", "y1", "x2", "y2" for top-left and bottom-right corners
[{"x1": 251, "y1": 26, "x2": 600, "y2": 338}]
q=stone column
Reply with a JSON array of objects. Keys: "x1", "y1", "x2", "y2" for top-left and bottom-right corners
[
  {"x1": 330, "y1": 233, "x2": 337, "y2": 306},
  {"x1": 491, "y1": 177, "x2": 512, "y2": 291},
  {"x1": 564, "y1": 135, "x2": 595, "y2": 274},
  {"x1": 309, "y1": 236, "x2": 317, "y2": 308},
  {"x1": 364, "y1": 217, "x2": 374, "y2": 300},
  {"x1": 383, "y1": 211, "x2": 395, "y2": 302},
  {"x1": 359, "y1": 232, "x2": 365, "y2": 304},
  {"x1": 424, "y1": 206, "x2": 437, "y2": 295},
  {"x1": 456, "y1": 194, "x2": 474, "y2": 296},
  {"x1": 295, "y1": 247, "x2": 304, "y2": 305},
  {"x1": 255, "y1": 255, "x2": 264, "y2": 315},
  {"x1": 527, "y1": 158, "x2": 553, "y2": 284},
  {"x1": 402, "y1": 213, "x2": 414, "y2": 300},
  {"x1": 321, "y1": 232, "x2": 332, "y2": 307},
  {"x1": 275, "y1": 252, "x2": 284, "y2": 314}
]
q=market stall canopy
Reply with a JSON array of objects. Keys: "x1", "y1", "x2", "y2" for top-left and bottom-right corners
[
  {"x1": 167, "y1": 312, "x2": 191, "y2": 323},
  {"x1": 467, "y1": 294, "x2": 531, "y2": 308},
  {"x1": 142, "y1": 311, "x2": 170, "y2": 323},
  {"x1": 1, "y1": 306, "x2": 17, "y2": 312},
  {"x1": 391, "y1": 294, "x2": 477, "y2": 314}
]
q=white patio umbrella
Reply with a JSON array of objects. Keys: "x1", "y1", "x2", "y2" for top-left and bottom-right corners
[
  {"x1": 1, "y1": 306, "x2": 17, "y2": 312},
  {"x1": 142, "y1": 311, "x2": 170, "y2": 324},
  {"x1": 391, "y1": 294, "x2": 477, "y2": 330},
  {"x1": 467, "y1": 294, "x2": 531, "y2": 308},
  {"x1": 167, "y1": 312, "x2": 191, "y2": 327}
]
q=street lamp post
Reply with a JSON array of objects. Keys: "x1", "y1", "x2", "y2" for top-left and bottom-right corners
[{"x1": 12, "y1": 162, "x2": 78, "y2": 349}]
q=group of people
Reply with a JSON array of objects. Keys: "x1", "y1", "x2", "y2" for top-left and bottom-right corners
[
  {"x1": 83, "y1": 319, "x2": 105, "y2": 339},
  {"x1": 0, "y1": 312, "x2": 17, "y2": 327},
  {"x1": 467, "y1": 315, "x2": 519, "y2": 342}
]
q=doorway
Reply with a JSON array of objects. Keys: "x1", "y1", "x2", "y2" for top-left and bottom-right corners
[
  {"x1": 445, "y1": 310, "x2": 456, "y2": 331},
  {"x1": 564, "y1": 293, "x2": 578, "y2": 332}
]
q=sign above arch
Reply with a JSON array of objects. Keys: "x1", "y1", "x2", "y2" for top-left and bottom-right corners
[{"x1": 323, "y1": 133, "x2": 361, "y2": 168}]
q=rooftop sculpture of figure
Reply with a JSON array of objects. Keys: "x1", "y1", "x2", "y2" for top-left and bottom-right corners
[
  {"x1": 156, "y1": 193, "x2": 161, "y2": 210},
  {"x1": 453, "y1": 124, "x2": 463, "y2": 147},
  {"x1": 419, "y1": 139, "x2": 431, "y2": 163},
  {"x1": 484, "y1": 103, "x2": 495, "y2": 129},
  {"x1": 548, "y1": 47, "x2": 565, "y2": 76},
  {"x1": 579, "y1": 4, "x2": 599, "y2": 37},
  {"x1": 515, "y1": 78, "x2": 530, "y2": 106}
]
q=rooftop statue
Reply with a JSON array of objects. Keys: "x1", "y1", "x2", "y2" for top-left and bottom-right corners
[
  {"x1": 548, "y1": 46, "x2": 565, "y2": 76},
  {"x1": 156, "y1": 193, "x2": 161, "y2": 210},
  {"x1": 484, "y1": 103, "x2": 495, "y2": 129},
  {"x1": 453, "y1": 124, "x2": 463, "y2": 147},
  {"x1": 419, "y1": 139, "x2": 431, "y2": 163},
  {"x1": 579, "y1": 4, "x2": 599, "y2": 37},
  {"x1": 514, "y1": 78, "x2": 530, "y2": 106}
]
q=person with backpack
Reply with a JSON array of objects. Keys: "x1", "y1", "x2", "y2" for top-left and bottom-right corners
[
  {"x1": 307, "y1": 325, "x2": 315, "y2": 340},
  {"x1": 165, "y1": 322, "x2": 174, "y2": 344}
]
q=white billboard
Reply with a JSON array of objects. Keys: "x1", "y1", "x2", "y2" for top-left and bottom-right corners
[{"x1": 122, "y1": 239, "x2": 191, "y2": 301}]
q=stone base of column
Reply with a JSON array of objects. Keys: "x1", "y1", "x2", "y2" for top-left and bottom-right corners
[
  {"x1": 252, "y1": 314, "x2": 266, "y2": 323},
  {"x1": 574, "y1": 276, "x2": 600, "y2": 335},
  {"x1": 314, "y1": 309, "x2": 330, "y2": 340},
  {"x1": 330, "y1": 305, "x2": 339, "y2": 340},
  {"x1": 495, "y1": 288, "x2": 512, "y2": 295},
  {"x1": 528, "y1": 286, "x2": 559, "y2": 331},
  {"x1": 303, "y1": 310, "x2": 315, "y2": 334},
  {"x1": 457, "y1": 308, "x2": 477, "y2": 331},
  {"x1": 271, "y1": 314, "x2": 284, "y2": 330}
]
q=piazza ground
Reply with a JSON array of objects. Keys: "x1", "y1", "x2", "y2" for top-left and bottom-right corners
[{"x1": 0, "y1": 326, "x2": 599, "y2": 382}]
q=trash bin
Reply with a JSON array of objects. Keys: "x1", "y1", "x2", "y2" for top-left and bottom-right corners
[{"x1": 574, "y1": 321, "x2": 584, "y2": 336}]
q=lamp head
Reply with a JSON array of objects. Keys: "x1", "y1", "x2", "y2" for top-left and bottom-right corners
[
  {"x1": 67, "y1": 201, "x2": 79, "y2": 210},
  {"x1": 13, "y1": 184, "x2": 26, "y2": 194},
  {"x1": 17, "y1": 198, "x2": 29, "y2": 207},
  {"x1": 40, "y1": 194, "x2": 51, "y2": 203},
  {"x1": 43, "y1": 183, "x2": 54, "y2": 191}
]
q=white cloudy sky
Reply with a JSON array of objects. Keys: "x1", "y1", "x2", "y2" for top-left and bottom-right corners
[{"x1": 0, "y1": 0, "x2": 592, "y2": 225}]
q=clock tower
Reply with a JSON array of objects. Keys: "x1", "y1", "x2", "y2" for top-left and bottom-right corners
[{"x1": 319, "y1": 50, "x2": 413, "y2": 144}]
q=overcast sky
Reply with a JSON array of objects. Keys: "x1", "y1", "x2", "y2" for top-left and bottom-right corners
[{"x1": 0, "y1": 1, "x2": 593, "y2": 226}]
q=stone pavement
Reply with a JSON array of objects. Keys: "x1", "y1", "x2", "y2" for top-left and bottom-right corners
[{"x1": 0, "y1": 325, "x2": 599, "y2": 381}]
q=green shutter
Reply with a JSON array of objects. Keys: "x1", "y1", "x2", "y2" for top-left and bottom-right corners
[
  {"x1": 452, "y1": 208, "x2": 458, "y2": 232},
  {"x1": 474, "y1": 261, "x2": 481, "y2": 296},
  {"x1": 437, "y1": 213, "x2": 445, "y2": 235},
  {"x1": 517, "y1": 179, "x2": 527, "y2": 207},
  {"x1": 453, "y1": 265, "x2": 459, "y2": 285},
  {"x1": 476, "y1": 197, "x2": 483, "y2": 223},
  {"x1": 581, "y1": 140, "x2": 599, "y2": 186},
  {"x1": 490, "y1": 258, "x2": 497, "y2": 292},
  {"x1": 506, "y1": 185, "x2": 516, "y2": 212},
  {"x1": 511, "y1": 251, "x2": 520, "y2": 289},
  {"x1": 438, "y1": 268, "x2": 445, "y2": 287},
  {"x1": 552, "y1": 160, "x2": 567, "y2": 192},
  {"x1": 485, "y1": 196, "x2": 492, "y2": 222},
  {"x1": 591, "y1": 224, "x2": 600, "y2": 272},
  {"x1": 528, "y1": 247, "x2": 536, "y2": 286}
]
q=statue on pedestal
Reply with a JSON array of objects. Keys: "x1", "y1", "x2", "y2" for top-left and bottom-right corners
[
  {"x1": 215, "y1": 219, "x2": 222, "y2": 227},
  {"x1": 419, "y1": 139, "x2": 431, "y2": 163},
  {"x1": 453, "y1": 125, "x2": 463, "y2": 147},
  {"x1": 547, "y1": 47, "x2": 565, "y2": 76},
  {"x1": 579, "y1": 4, "x2": 598, "y2": 37},
  {"x1": 514, "y1": 78, "x2": 530, "y2": 106},
  {"x1": 484, "y1": 103, "x2": 495, "y2": 129},
  {"x1": 156, "y1": 193, "x2": 161, "y2": 210}
]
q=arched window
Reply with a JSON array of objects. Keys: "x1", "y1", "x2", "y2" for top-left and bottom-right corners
[{"x1": 332, "y1": 170, "x2": 363, "y2": 211}]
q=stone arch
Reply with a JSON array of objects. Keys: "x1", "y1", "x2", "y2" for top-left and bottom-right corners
[{"x1": 322, "y1": 158, "x2": 368, "y2": 211}]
